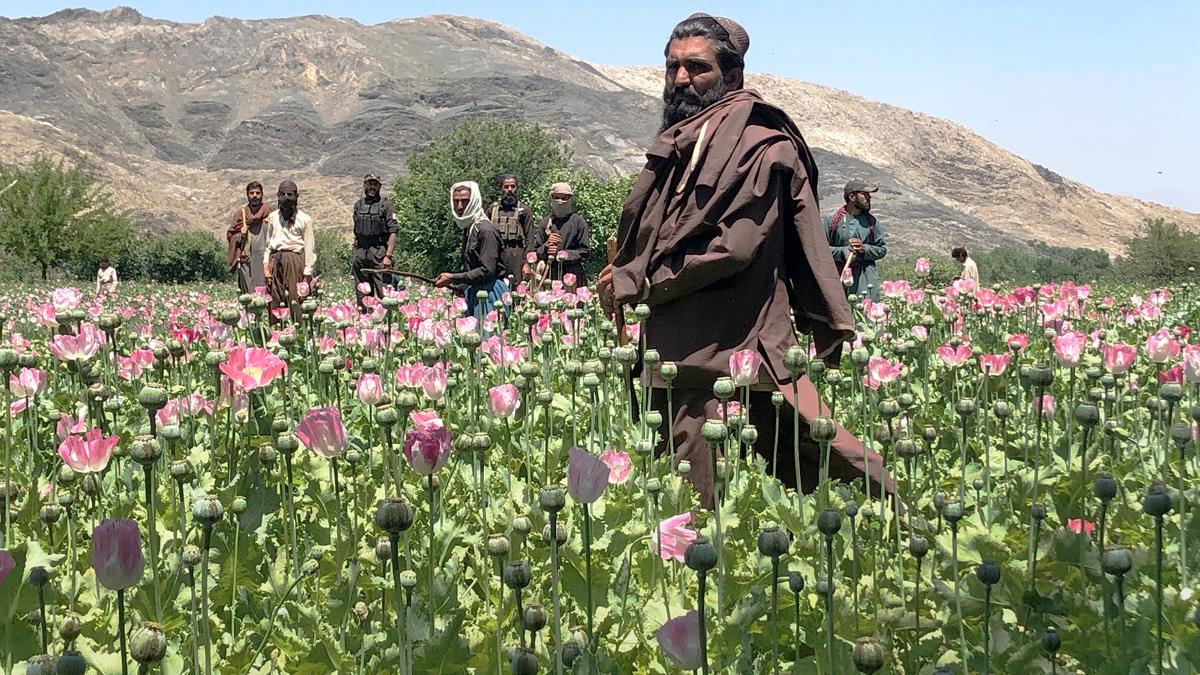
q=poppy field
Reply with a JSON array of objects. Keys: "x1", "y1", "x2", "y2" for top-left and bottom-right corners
[{"x1": 0, "y1": 270, "x2": 1198, "y2": 674}]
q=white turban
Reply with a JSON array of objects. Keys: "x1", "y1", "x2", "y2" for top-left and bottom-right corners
[{"x1": 450, "y1": 181, "x2": 486, "y2": 230}]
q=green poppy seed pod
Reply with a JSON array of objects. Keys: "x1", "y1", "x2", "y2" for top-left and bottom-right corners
[
  {"x1": 826, "y1": 370, "x2": 846, "y2": 388},
  {"x1": 519, "y1": 362, "x2": 541, "y2": 380},
  {"x1": 0, "y1": 349, "x2": 20, "y2": 371},
  {"x1": 1191, "y1": 404, "x2": 1200, "y2": 424},
  {"x1": 487, "y1": 534, "x2": 511, "y2": 558},
  {"x1": 646, "y1": 478, "x2": 662, "y2": 495},
  {"x1": 29, "y1": 566, "x2": 50, "y2": 587},
  {"x1": 1083, "y1": 365, "x2": 1102, "y2": 381},
  {"x1": 1042, "y1": 626, "x2": 1061, "y2": 655},
  {"x1": 783, "y1": 346, "x2": 808, "y2": 375},
  {"x1": 87, "y1": 382, "x2": 110, "y2": 403},
  {"x1": 817, "y1": 508, "x2": 842, "y2": 537},
  {"x1": 989, "y1": 400, "x2": 1011, "y2": 420},
  {"x1": 897, "y1": 392, "x2": 915, "y2": 410},
  {"x1": 503, "y1": 561, "x2": 532, "y2": 590},
  {"x1": 27, "y1": 654, "x2": 55, "y2": 675},
  {"x1": 171, "y1": 458, "x2": 194, "y2": 480},
  {"x1": 1073, "y1": 403, "x2": 1100, "y2": 428},
  {"x1": 976, "y1": 560, "x2": 1001, "y2": 586},
  {"x1": 77, "y1": 475, "x2": 99, "y2": 497},
  {"x1": 1145, "y1": 397, "x2": 1164, "y2": 413},
  {"x1": 539, "y1": 485, "x2": 566, "y2": 514},
  {"x1": 932, "y1": 667, "x2": 955, "y2": 675},
  {"x1": 644, "y1": 411, "x2": 664, "y2": 430},
  {"x1": 192, "y1": 494, "x2": 224, "y2": 525},
  {"x1": 918, "y1": 314, "x2": 935, "y2": 329},
  {"x1": 182, "y1": 545, "x2": 202, "y2": 568},
  {"x1": 59, "y1": 611, "x2": 82, "y2": 642},
  {"x1": 461, "y1": 331, "x2": 482, "y2": 349},
  {"x1": 130, "y1": 621, "x2": 167, "y2": 665},
  {"x1": 258, "y1": 444, "x2": 278, "y2": 468},
  {"x1": 894, "y1": 343, "x2": 909, "y2": 357},
  {"x1": 955, "y1": 398, "x2": 977, "y2": 417},
  {"x1": 844, "y1": 502, "x2": 859, "y2": 520},
  {"x1": 399, "y1": 570, "x2": 418, "y2": 590},
  {"x1": 160, "y1": 424, "x2": 182, "y2": 442},
  {"x1": 56, "y1": 492, "x2": 74, "y2": 509},
  {"x1": 535, "y1": 389, "x2": 553, "y2": 406},
  {"x1": 633, "y1": 303, "x2": 651, "y2": 320},
  {"x1": 636, "y1": 440, "x2": 654, "y2": 457},
  {"x1": 510, "y1": 647, "x2": 539, "y2": 675},
  {"x1": 1084, "y1": 386, "x2": 1104, "y2": 404},
  {"x1": 345, "y1": 448, "x2": 363, "y2": 466},
  {"x1": 788, "y1": 571, "x2": 805, "y2": 594},
  {"x1": 815, "y1": 577, "x2": 831, "y2": 597},
  {"x1": 317, "y1": 360, "x2": 336, "y2": 377},
  {"x1": 908, "y1": 536, "x2": 930, "y2": 559},
  {"x1": 128, "y1": 435, "x2": 161, "y2": 467},
  {"x1": 973, "y1": 478, "x2": 985, "y2": 494},
  {"x1": 39, "y1": 505, "x2": 60, "y2": 526},
  {"x1": 740, "y1": 425, "x2": 759, "y2": 446},
  {"x1": 850, "y1": 348, "x2": 870, "y2": 367},
  {"x1": 136, "y1": 384, "x2": 168, "y2": 412},
  {"x1": 872, "y1": 423, "x2": 891, "y2": 445},
  {"x1": 895, "y1": 439, "x2": 920, "y2": 459},
  {"x1": 561, "y1": 641, "x2": 583, "y2": 667},
  {"x1": 17, "y1": 353, "x2": 37, "y2": 369},
  {"x1": 922, "y1": 426, "x2": 939, "y2": 443},
  {"x1": 1102, "y1": 546, "x2": 1133, "y2": 576},
  {"x1": 712, "y1": 377, "x2": 735, "y2": 400},
  {"x1": 701, "y1": 419, "x2": 728, "y2": 444},
  {"x1": 659, "y1": 362, "x2": 678, "y2": 382},
  {"x1": 512, "y1": 515, "x2": 532, "y2": 536},
  {"x1": 809, "y1": 360, "x2": 826, "y2": 379},
  {"x1": 56, "y1": 650, "x2": 89, "y2": 675},
  {"x1": 274, "y1": 432, "x2": 299, "y2": 455},
  {"x1": 1030, "y1": 363, "x2": 1055, "y2": 387},
  {"x1": 230, "y1": 496, "x2": 248, "y2": 516},
  {"x1": 676, "y1": 460, "x2": 692, "y2": 476},
  {"x1": 301, "y1": 559, "x2": 320, "y2": 577},
  {"x1": 943, "y1": 499, "x2": 965, "y2": 524},
  {"x1": 522, "y1": 602, "x2": 548, "y2": 633},
  {"x1": 770, "y1": 392, "x2": 786, "y2": 410},
  {"x1": 375, "y1": 499, "x2": 415, "y2": 534},
  {"x1": 613, "y1": 347, "x2": 638, "y2": 366},
  {"x1": 1094, "y1": 474, "x2": 1118, "y2": 503},
  {"x1": 1031, "y1": 503, "x2": 1047, "y2": 522},
  {"x1": 810, "y1": 417, "x2": 838, "y2": 443},
  {"x1": 393, "y1": 389, "x2": 419, "y2": 412},
  {"x1": 1142, "y1": 481, "x2": 1172, "y2": 518},
  {"x1": 374, "y1": 536, "x2": 392, "y2": 562},
  {"x1": 852, "y1": 636, "x2": 885, "y2": 674},
  {"x1": 543, "y1": 522, "x2": 568, "y2": 547},
  {"x1": 60, "y1": 468, "x2": 78, "y2": 490},
  {"x1": 1160, "y1": 383, "x2": 1184, "y2": 404},
  {"x1": 878, "y1": 398, "x2": 901, "y2": 419},
  {"x1": 643, "y1": 349, "x2": 661, "y2": 369},
  {"x1": 757, "y1": 524, "x2": 790, "y2": 559},
  {"x1": 1170, "y1": 422, "x2": 1193, "y2": 449},
  {"x1": 715, "y1": 458, "x2": 730, "y2": 482},
  {"x1": 684, "y1": 537, "x2": 718, "y2": 573}
]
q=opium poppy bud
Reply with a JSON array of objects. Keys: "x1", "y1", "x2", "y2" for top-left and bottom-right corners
[
  {"x1": 539, "y1": 485, "x2": 566, "y2": 514},
  {"x1": 39, "y1": 505, "x2": 60, "y2": 527},
  {"x1": 56, "y1": 650, "x2": 88, "y2": 675},
  {"x1": 543, "y1": 522, "x2": 567, "y2": 547},
  {"x1": 1102, "y1": 546, "x2": 1133, "y2": 576},
  {"x1": 137, "y1": 384, "x2": 168, "y2": 412},
  {"x1": 512, "y1": 515, "x2": 532, "y2": 537},
  {"x1": 345, "y1": 448, "x2": 363, "y2": 466},
  {"x1": 976, "y1": 560, "x2": 1001, "y2": 586},
  {"x1": 993, "y1": 401, "x2": 1011, "y2": 419},
  {"x1": 130, "y1": 621, "x2": 167, "y2": 665},
  {"x1": 182, "y1": 545, "x2": 202, "y2": 568},
  {"x1": 1030, "y1": 503, "x2": 1047, "y2": 522},
  {"x1": 58, "y1": 465, "x2": 77, "y2": 487},
  {"x1": 845, "y1": 502, "x2": 859, "y2": 520},
  {"x1": 659, "y1": 362, "x2": 678, "y2": 382},
  {"x1": 809, "y1": 360, "x2": 826, "y2": 379},
  {"x1": 487, "y1": 534, "x2": 511, "y2": 558},
  {"x1": 788, "y1": 571, "x2": 805, "y2": 594},
  {"x1": 676, "y1": 460, "x2": 691, "y2": 476},
  {"x1": 701, "y1": 420, "x2": 728, "y2": 444},
  {"x1": 399, "y1": 570, "x2": 418, "y2": 590},
  {"x1": 561, "y1": 641, "x2": 583, "y2": 667},
  {"x1": 815, "y1": 577, "x2": 831, "y2": 597},
  {"x1": 0, "y1": 349, "x2": 21, "y2": 371},
  {"x1": 230, "y1": 496, "x2": 248, "y2": 516},
  {"x1": 878, "y1": 398, "x2": 901, "y2": 419},
  {"x1": 1142, "y1": 481, "x2": 1172, "y2": 518},
  {"x1": 1170, "y1": 422, "x2": 1193, "y2": 449},
  {"x1": 643, "y1": 349, "x2": 661, "y2": 368},
  {"x1": 810, "y1": 417, "x2": 837, "y2": 443},
  {"x1": 783, "y1": 346, "x2": 808, "y2": 375},
  {"x1": 684, "y1": 537, "x2": 718, "y2": 573},
  {"x1": 955, "y1": 398, "x2": 977, "y2": 417},
  {"x1": 852, "y1": 636, "x2": 885, "y2": 674},
  {"x1": 522, "y1": 602, "x2": 548, "y2": 633},
  {"x1": 192, "y1": 494, "x2": 224, "y2": 526},
  {"x1": 503, "y1": 561, "x2": 532, "y2": 590},
  {"x1": 1160, "y1": 383, "x2": 1184, "y2": 404},
  {"x1": 1094, "y1": 474, "x2": 1118, "y2": 503},
  {"x1": 29, "y1": 566, "x2": 50, "y2": 587},
  {"x1": 828, "y1": 371, "x2": 849, "y2": 390},
  {"x1": 302, "y1": 559, "x2": 320, "y2": 577},
  {"x1": 757, "y1": 524, "x2": 790, "y2": 560},
  {"x1": 943, "y1": 499, "x2": 965, "y2": 525},
  {"x1": 740, "y1": 425, "x2": 759, "y2": 446},
  {"x1": 129, "y1": 435, "x2": 161, "y2": 467},
  {"x1": 57, "y1": 491, "x2": 75, "y2": 509},
  {"x1": 850, "y1": 348, "x2": 870, "y2": 367},
  {"x1": 375, "y1": 499, "x2": 415, "y2": 534},
  {"x1": 375, "y1": 537, "x2": 391, "y2": 562},
  {"x1": 1042, "y1": 626, "x2": 1061, "y2": 655},
  {"x1": 908, "y1": 536, "x2": 930, "y2": 559},
  {"x1": 817, "y1": 509, "x2": 842, "y2": 537},
  {"x1": 258, "y1": 444, "x2": 278, "y2": 468},
  {"x1": 895, "y1": 439, "x2": 920, "y2": 459}
]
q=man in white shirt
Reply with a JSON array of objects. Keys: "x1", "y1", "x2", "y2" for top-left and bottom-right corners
[
  {"x1": 95, "y1": 257, "x2": 118, "y2": 299},
  {"x1": 262, "y1": 180, "x2": 315, "y2": 322},
  {"x1": 951, "y1": 246, "x2": 979, "y2": 283}
]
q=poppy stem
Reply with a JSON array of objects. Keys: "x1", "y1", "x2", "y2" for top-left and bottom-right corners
[{"x1": 118, "y1": 588, "x2": 128, "y2": 675}]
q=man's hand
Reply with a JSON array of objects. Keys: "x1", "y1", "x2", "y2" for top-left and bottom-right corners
[
  {"x1": 434, "y1": 272, "x2": 455, "y2": 288},
  {"x1": 547, "y1": 232, "x2": 562, "y2": 257},
  {"x1": 522, "y1": 264, "x2": 531, "y2": 278},
  {"x1": 381, "y1": 254, "x2": 393, "y2": 269},
  {"x1": 849, "y1": 237, "x2": 865, "y2": 253},
  {"x1": 263, "y1": 264, "x2": 272, "y2": 282},
  {"x1": 597, "y1": 265, "x2": 616, "y2": 317}
]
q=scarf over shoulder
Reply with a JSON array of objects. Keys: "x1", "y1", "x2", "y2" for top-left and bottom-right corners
[{"x1": 611, "y1": 90, "x2": 854, "y2": 386}]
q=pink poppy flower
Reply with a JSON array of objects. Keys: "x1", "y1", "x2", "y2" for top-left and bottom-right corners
[
  {"x1": 1034, "y1": 394, "x2": 1056, "y2": 419},
  {"x1": 9, "y1": 367, "x2": 46, "y2": 399},
  {"x1": 654, "y1": 512, "x2": 697, "y2": 563},
  {"x1": 420, "y1": 363, "x2": 447, "y2": 400},
  {"x1": 936, "y1": 343, "x2": 971, "y2": 368},
  {"x1": 58, "y1": 428, "x2": 119, "y2": 474},
  {"x1": 56, "y1": 413, "x2": 87, "y2": 442},
  {"x1": 294, "y1": 406, "x2": 348, "y2": 459},
  {"x1": 1053, "y1": 331, "x2": 1087, "y2": 368},
  {"x1": 0, "y1": 550, "x2": 14, "y2": 586},
  {"x1": 1103, "y1": 343, "x2": 1136, "y2": 375},
  {"x1": 219, "y1": 346, "x2": 286, "y2": 391},
  {"x1": 52, "y1": 287, "x2": 83, "y2": 313},
  {"x1": 49, "y1": 324, "x2": 102, "y2": 362},
  {"x1": 979, "y1": 354, "x2": 1011, "y2": 376},
  {"x1": 410, "y1": 410, "x2": 443, "y2": 432},
  {"x1": 1182, "y1": 344, "x2": 1200, "y2": 384},
  {"x1": 1067, "y1": 518, "x2": 1096, "y2": 536},
  {"x1": 864, "y1": 356, "x2": 903, "y2": 390},
  {"x1": 914, "y1": 258, "x2": 931, "y2": 276},
  {"x1": 657, "y1": 610, "x2": 704, "y2": 670},
  {"x1": 404, "y1": 423, "x2": 452, "y2": 475},
  {"x1": 488, "y1": 384, "x2": 521, "y2": 419},
  {"x1": 728, "y1": 349, "x2": 762, "y2": 388},
  {"x1": 1145, "y1": 328, "x2": 1181, "y2": 364},
  {"x1": 910, "y1": 325, "x2": 928, "y2": 342},
  {"x1": 355, "y1": 373, "x2": 385, "y2": 406},
  {"x1": 599, "y1": 449, "x2": 632, "y2": 485},
  {"x1": 567, "y1": 447, "x2": 610, "y2": 504},
  {"x1": 1159, "y1": 366, "x2": 1184, "y2": 385},
  {"x1": 91, "y1": 519, "x2": 145, "y2": 591},
  {"x1": 1007, "y1": 334, "x2": 1029, "y2": 353}
]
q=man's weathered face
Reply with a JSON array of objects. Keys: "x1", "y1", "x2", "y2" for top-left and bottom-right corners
[
  {"x1": 364, "y1": 180, "x2": 381, "y2": 198},
  {"x1": 246, "y1": 186, "x2": 263, "y2": 205},
  {"x1": 848, "y1": 191, "x2": 872, "y2": 213},
  {"x1": 662, "y1": 36, "x2": 733, "y2": 130},
  {"x1": 500, "y1": 179, "x2": 518, "y2": 196},
  {"x1": 452, "y1": 188, "x2": 471, "y2": 216}
]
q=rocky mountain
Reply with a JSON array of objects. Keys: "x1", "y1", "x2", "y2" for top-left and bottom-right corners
[{"x1": 1, "y1": 7, "x2": 1195, "y2": 256}]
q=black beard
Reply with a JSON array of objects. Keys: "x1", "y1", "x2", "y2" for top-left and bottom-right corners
[
  {"x1": 858, "y1": 200, "x2": 872, "y2": 213},
  {"x1": 279, "y1": 200, "x2": 297, "y2": 219},
  {"x1": 364, "y1": 190, "x2": 380, "y2": 202},
  {"x1": 661, "y1": 78, "x2": 730, "y2": 132},
  {"x1": 247, "y1": 198, "x2": 263, "y2": 210},
  {"x1": 500, "y1": 193, "x2": 518, "y2": 209}
]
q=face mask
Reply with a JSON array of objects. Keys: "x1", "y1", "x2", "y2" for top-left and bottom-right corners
[{"x1": 551, "y1": 200, "x2": 572, "y2": 218}]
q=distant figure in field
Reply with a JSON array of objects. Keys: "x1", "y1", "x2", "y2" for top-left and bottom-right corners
[
  {"x1": 95, "y1": 257, "x2": 118, "y2": 299},
  {"x1": 526, "y1": 181, "x2": 591, "y2": 289},
  {"x1": 435, "y1": 181, "x2": 508, "y2": 321},
  {"x1": 485, "y1": 174, "x2": 534, "y2": 284},
  {"x1": 262, "y1": 180, "x2": 315, "y2": 322},
  {"x1": 952, "y1": 246, "x2": 979, "y2": 283},
  {"x1": 226, "y1": 180, "x2": 273, "y2": 294},
  {"x1": 826, "y1": 179, "x2": 887, "y2": 301},
  {"x1": 351, "y1": 173, "x2": 399, "y2": 311}
]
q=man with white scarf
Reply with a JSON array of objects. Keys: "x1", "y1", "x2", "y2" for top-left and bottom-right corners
[{"x1": 435, "y1": 181, "x2": 508, "y2": 320}]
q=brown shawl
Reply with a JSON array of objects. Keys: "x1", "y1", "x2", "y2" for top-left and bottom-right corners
[
  {"x1": 611, "y1": 89, "x2": 854, "y2": 382},
  {"x1": 226, "y1": 202, "x2": 273, "y2": 267}
]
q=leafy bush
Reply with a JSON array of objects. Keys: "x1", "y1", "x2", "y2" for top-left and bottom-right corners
[
  {"x1": 314, "y1": 228, "x2": 352, "y2": 278},
  {"x1": 1118, "y1": 217, "x2": 1200, "y2": 283},
  {"x1": 390, "y1": 118, "x2": 571, "y2": 277},
  {"x1": 119, "y1": 230, "x2": 227, "y2": 283}
]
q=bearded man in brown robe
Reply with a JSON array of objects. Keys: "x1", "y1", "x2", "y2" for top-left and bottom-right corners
[{"x1": 598, "y1": 13, "x2": 893, "y2": 508}]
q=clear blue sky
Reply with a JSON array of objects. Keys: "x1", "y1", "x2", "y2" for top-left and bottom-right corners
[{"x1": 6, "y1": 1, "x2": 1199, "y2": 212}]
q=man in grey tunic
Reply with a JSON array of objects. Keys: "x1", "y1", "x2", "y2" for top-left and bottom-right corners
[{"x1": 227, "y1": 180, "x2": 273, "y2": 294}]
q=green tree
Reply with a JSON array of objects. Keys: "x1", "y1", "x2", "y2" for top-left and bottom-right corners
[
  {"x1": 1119, "y1": 217, "x2": 1200, "y2": 283},
  {"x1": 0, "y1": 154, "x2": 134, "y2": 280},
  {"x1": 389, "y1": 118, "x2": 571, "y2": 277}
]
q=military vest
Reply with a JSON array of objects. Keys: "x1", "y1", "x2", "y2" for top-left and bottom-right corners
[
  {"x1": 354, "y1": 198, "x2": 389, "y2": 241},
  {"x1": 490, "y1": 203, "x2": 526, "y2": 242}
]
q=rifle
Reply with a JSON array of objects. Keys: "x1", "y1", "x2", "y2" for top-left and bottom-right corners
[
  {"x1": 359, "y1": 268, "x2": 437, "y2": 285},
  {"x1": 607, "y1": 235, "x2": 630, "y2": 346}
]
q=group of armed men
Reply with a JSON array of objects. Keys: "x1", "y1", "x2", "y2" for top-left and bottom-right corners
[{"x1": 224, "y1": 174, "x2": 591, "y2": 320}]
